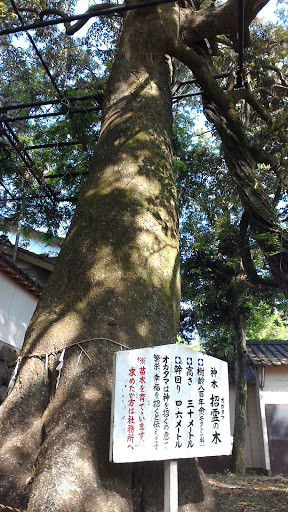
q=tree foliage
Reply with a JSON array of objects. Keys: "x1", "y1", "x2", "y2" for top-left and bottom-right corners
[
  {"x1": 178, "y1": 139, "x2": 287, "y2": 357},
  {"x1": 0, "y1": 0, "x2": 122, "y2": 234}
]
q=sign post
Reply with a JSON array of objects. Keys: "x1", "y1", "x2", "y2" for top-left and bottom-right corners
[
  {"x1": 164, "y1": 460, "x2": 178, "y2": 512},
  {"x1": 110, "y1": 344, "x2": 231, "y2": 511}
]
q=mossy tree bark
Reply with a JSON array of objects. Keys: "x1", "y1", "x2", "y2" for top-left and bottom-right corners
[
  {"x1": 0, "y1": 0, "x2": 269, "y2": 510},
  {"x1": 230, "y1": 309, "x2": 247, "y2": 475}
]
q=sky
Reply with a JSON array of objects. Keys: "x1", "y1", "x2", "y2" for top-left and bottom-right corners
[
  {"x1": 259, "y1": 0, "x2": 278, "y2": 22},
  {"x1": 75, "y1": 0, "x2": 94, "y2": 14}
]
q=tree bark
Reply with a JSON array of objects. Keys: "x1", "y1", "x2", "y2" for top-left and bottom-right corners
[
  {"x1": 230, "y1": 308, "x2": 247, "y2": 475},
  {"x1": 0, "y1": 8, "x2": 177, "y2": 511}
]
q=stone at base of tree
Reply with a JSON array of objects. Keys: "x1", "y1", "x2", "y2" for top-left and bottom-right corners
[
  {"x1": 0, "y1": 345, "x2": 18, "y2": 366},
  {"x1": 0, "y1": 361, "x2": 8, "y2": 385},
  {"x1": 0, "y1": 385, "x2": 7, "y2": 403},
  {"x1": 4, "y1": 366, "x2": 14, "y2": 387},
  {"x1": 0, "y1": 346, "x2": 17, "y2": 403}
]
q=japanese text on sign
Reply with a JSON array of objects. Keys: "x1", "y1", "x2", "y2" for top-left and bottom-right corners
[{"x1": 110, "y1": 344, "x2": 231, "y2": 463}]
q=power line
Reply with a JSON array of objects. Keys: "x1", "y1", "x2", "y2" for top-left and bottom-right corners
[
  {"x1": 0, "y1": 178, "x2": 17, "y2": 201},
  {"x1": 0, "y1": 94, "x2": 103, "y2": 113},
  {"x1": 0, "y1": 0, "x2": 176, "y2": 36},
  {"x1": 25, "y1": 141, "x2": 82, "y2": 150}
]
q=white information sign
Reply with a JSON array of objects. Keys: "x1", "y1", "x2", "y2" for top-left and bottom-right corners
[{"x1": 110, "y1": 344, "x2": 231, "y2": 463}]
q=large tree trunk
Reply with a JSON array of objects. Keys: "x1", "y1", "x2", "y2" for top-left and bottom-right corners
[{"x1": 0, "y1": 5, "x2": 219, "y2": 512}]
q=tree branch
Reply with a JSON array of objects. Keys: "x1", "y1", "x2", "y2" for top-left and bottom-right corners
[
  {"x1": 263, "y1": 64, "x2": 288, "y2": 87},
  {"x1": 215, "y1": 35, "x2": 234, "y2": 48},
  {"x1": 40, "y1": 3, "x2": 121, "y2": 35},
  {"x1": 239, "y1": 213, "x2": 277, "y2": 288},
  {"x1": 178, "y1": 0, "x2": 270, "y2": 45},
  {"x1": 244, "y1": 87, "x2": 273, "y2": 125},
  {"x1": 202, "y1": 95, "x2": 288, "y2": 296},
  {"x1": 272, "y1": 84, "x2": 288, "y2": 97}
]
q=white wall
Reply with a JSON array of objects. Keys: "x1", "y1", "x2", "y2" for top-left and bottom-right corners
[
  {"x1": 0, "y1": 273, "x2": 37, "y2": 349},
  {"x1": 229, "y1": 381, "x2": 265, "y2": 470},
  {"x1": 245, "y1": 384, "x2": 265, "y2": 469},
  {"x1": 257, "y1": 365, "x2": 288, "y2": 474}
]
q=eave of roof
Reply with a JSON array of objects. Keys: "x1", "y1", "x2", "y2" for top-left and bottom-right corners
[
  {"x1": 0, "y1": 241, "x2": 56, "y2": 271},
  {"x1": 247, "y1": 340, "x2": 288, "y2": 366},
  {"x1": 0, "y1": 251, "x2": 42, "y2": 298}
]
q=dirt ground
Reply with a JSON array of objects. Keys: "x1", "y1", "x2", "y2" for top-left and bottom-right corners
[{"x1": 207, "y1": 473, "x2": 288, "y2": 512}]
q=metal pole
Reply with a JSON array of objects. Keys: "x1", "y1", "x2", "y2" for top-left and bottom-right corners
[{"x1": 164, "y1": 460, "x2": 178, "y2": 512}]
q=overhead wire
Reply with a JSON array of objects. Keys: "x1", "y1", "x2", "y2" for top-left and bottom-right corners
[
  {"x1": 1, "y1": 106, "x2": 101, "y2": 122},
  {"x1": 0, "y1": 121, "x2": 56, "y2": 200},
  {"x1": 0, "y1": 178, "x2": 17, "y2": 201},
  {"x1": 0, "y1": 94, "x2": 103, "y2": 113},
  {"x1": 0, "y1": 0, "x2": 177, "y2": 36}
]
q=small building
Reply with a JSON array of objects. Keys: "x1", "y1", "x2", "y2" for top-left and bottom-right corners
[
  {"x1": 0, "y1": 236, "x2": 56, "y2": 402},
  {"x1": 200, "y1": 340, "x2": 288, "y2": 476},
  {"x1": 243, "y1": 340, "x2": 288, "y2": 476},
  {"x1": 0, "y1": 236, "x2": 56, "y2": 350}
]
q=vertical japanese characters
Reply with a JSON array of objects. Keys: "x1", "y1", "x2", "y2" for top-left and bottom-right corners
[
  {"x1": 162, "y1": 355, "x2": 170, "y2": 445},
  {"x1": 153, "y1": 354, "x2": 161, "y2": 450},
  {"x1": 210, "y1": 366, "x2": 223, "y2": 445},
  {"x1": 197, "y1": 358, "x2": 205, "y2": 447}
]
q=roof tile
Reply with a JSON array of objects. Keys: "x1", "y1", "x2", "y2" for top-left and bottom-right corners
[{"x1": 247, "y1": 340, "x2": 288, "y2": 366}]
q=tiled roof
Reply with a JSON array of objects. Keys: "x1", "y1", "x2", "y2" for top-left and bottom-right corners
[
  {"x1": 247, "y1": 340, "x2": 288, "y2": 366},
  {"x1": 0, "y1": 250, "x2": 42, "y2": 297}
]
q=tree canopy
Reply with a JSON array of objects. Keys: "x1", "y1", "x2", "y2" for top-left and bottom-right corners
[{"x1": 1, "y1": 0, "x2": 288, "y2": 291}]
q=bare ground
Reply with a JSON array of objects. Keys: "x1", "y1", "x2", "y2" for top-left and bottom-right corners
[{"x1": 207, "y1": 473, "x2": 288, "y2": 512}]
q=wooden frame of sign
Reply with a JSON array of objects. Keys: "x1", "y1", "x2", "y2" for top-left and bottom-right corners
[{"x1": 110, "y1": 344, "x2": 231, "y2": 511}]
